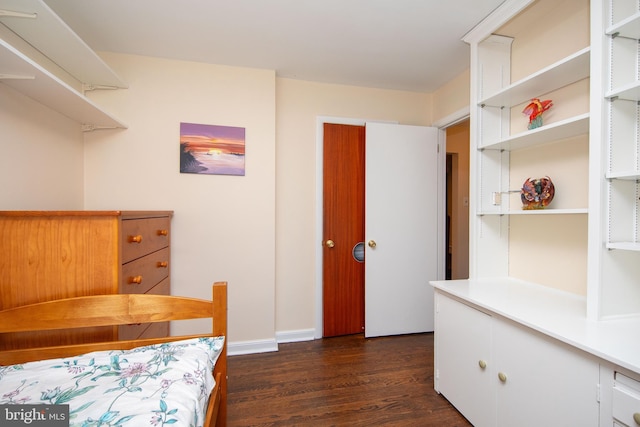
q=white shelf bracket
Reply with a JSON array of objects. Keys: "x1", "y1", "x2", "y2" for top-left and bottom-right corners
[
  {"x1": 0, "y1": 9, "x2": 37, "y2": 19},
  {"x1": 81, "y1": 124, "x2": 120, "y2": 132},
  {"x1": 82, "y1": 83, "x2": 121, "y2": 93}
]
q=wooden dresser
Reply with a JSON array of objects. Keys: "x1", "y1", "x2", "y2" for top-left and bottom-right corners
[{"x1": 0, "y1": 210, "x2": 173, "y2": 350}]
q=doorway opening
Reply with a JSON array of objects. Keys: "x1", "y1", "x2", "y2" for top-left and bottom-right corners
[{"x1": 444, "y1": 119, "x2": 470, "y2": 280}]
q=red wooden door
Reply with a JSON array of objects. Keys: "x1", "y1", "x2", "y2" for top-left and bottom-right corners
[{"x1": 322, "y1": 123, "x2": 365, "y2": 337}]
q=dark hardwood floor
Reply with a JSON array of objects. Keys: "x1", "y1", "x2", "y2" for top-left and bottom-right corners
[{"x1": 227, "y1": 333, "x2": 471, "y2": 426}]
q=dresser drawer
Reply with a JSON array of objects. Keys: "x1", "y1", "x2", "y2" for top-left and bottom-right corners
[
  {"x1": 118, "y1": 322, "x2": 148, "y2": 341},
  {"x1": 121, "y1": 217, "x2": 170, "y2": 263},
  {"x1": 139, "y1": 320, "x2": 170, "y2": 339},
  {"x1": 613, "y1": 372, "x2": 640, "y2": 427},
  {"x1": 118, "y1": 278, "x2": 170, "y2": 340},
  {"x1": 121, "y1": 247, "x2": 170, "y2": 294}
]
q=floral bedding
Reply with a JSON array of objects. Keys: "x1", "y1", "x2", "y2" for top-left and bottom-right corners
[{"x1": 0, "y1": 336, "x2": 224, "y2": 427}]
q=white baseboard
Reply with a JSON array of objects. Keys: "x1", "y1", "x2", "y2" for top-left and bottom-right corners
[
  {"x1": 227, "y1": 328, "x2": 316, "y2": 356},
  {"x1": 276, "y1": 328, "x2": 316, "y2": 343},
  {"x1": 228, "y1": 338, "x2": 278, "y2": 356}
]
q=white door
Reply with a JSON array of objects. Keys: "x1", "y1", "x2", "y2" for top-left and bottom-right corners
[{"x1": 364, "y1": 122, "x2": 442, "y2": 337}]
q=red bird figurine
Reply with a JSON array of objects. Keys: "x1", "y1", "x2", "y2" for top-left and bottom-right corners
[{"x1": 522, "y1": 98, "x2": 552, "y2": 129}]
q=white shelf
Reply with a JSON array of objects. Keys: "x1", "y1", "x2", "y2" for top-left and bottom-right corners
[
  {"x1": 606, "y1": 171, "x2": 640, "y2": 180},
  {"x1": 479, "y1": 47, "x2": 591, "y2": 108},
  {"x1": 606, "y1": 80, "x2": 640, "y2": 101},
  {"x1": 478, "y1": 208, "x2": 588, "y2": 216},
  {"x1": 0, "y1": 38, "x2": 126, "y2": 129},
  {"x1": 480, "y1": 113, "x2": 590, "y2": 151},
  {"x1": 0, "y1": 0, "x2": 126, "y2": 88},
  {"x1": 0, "y1": 0, "x2": 126, "y2": 129},
  {"x1": 606, "y1": 242, "x2": 640, "y2": 251},
  {"x1": 606, "y1": 10, "x2": 640, "y2": 39}
]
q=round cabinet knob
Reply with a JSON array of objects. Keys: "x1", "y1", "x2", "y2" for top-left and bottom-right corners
[
  {"x1": 368, "y1": 240, "x2": 377, "y2": 249},
  {"x1": 325, "y1": 239, "x2": 335, "y2": 248},
  {"x1": 157, "y1": 261, "x2": 169, "y2": 268},
  {"x1": 157, "y1": 229, "x2": 169, "y2": 236},
  {"x1": 129, "y1": 235, "x2": 143, "y2": 243},
  {"x1": 633, "y1": 412, "x2": 640, "y2": 426},
  {"x1": 478, "y1": 360, "x2": 487, "y2": 369},
  {"x1": 129, "y1": 275, "x2": 143, "y2": 284},
  {"x1": 498, "y1": 372, "x2": 507, "y2": 383}
]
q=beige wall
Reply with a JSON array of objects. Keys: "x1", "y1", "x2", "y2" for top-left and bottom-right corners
[
  {"x1": 81, "y1": 53, "x2": 277, "y2": 347},
  {"x1": 0, "y1": 49, "x2": 475, "y2": 350},
  {"x1": 432, "y1": 70, "x2": 470, "y2": 124},
  {"x1": 0, "y1": 84, "x2": 85, "y2": 209}
]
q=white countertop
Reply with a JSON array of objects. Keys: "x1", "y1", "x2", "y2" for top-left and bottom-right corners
[{"x1": 430, "y1": 278, "x2": 640, "y2": 374}]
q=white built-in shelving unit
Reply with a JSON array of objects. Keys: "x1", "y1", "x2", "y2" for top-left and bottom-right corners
[
  {"x1": 0, "y1": 0, "x2": 127, "y2": 130},
  {"x1": 467, "y1": 0, "x2": 640, "y2": 321},
  {"x1": 431, "y1": 0, "x2": 640, "y2": 425},
  {"x1": 604, "y1": 2, "x2": 640, "y2": 253},
  {"x1": 595, "y1": 0, "x2": 640, "y2": 318}
]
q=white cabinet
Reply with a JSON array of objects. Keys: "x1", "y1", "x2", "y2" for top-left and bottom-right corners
[
  {"x1": 435, "y1": 291, "x2": 600, "y2": 427},
  {"x1": 492, "y1": 316, "x2": 599, "y2": 426},
  {"x1": 599, "y1": 365, "x2": 640, "y2": 427},
  {"x1": 612, "y1": 371, "x2": 640, "y2": 427},
  {"x1": 433, "y1": 1, "x2": 640, "y2": 423},
  {"x1": 0, "y1": 0, "x2": 127, "y2": 130},
  {"x1": 435, "y1": 293, "x2": 493, "y2": 426}
]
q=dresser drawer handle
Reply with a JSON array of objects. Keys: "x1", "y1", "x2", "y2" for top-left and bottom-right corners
[
  {"x1": 157, "y1": 261, "x2": 168, "y2": 268},
  {"x1": 157, "y1": 229, "x2": 169, "y2": 236},
  {"x1": 128, "y1": 275, "x2": 143, "y2": 284},
  {"x1": 129, "y1": 235, "x2": 143, "y2": 243}
]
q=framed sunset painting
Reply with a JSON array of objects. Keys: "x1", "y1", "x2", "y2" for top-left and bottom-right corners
[{"x1": 179, "y1": 122, "x2": 246, "y2": 176}]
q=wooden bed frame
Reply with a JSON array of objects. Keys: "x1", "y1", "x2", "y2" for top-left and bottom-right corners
[{"x1": 0, "y1": 281, "x2": 227, "y2": 427}]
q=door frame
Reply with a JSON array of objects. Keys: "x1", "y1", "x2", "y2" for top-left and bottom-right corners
[{"x1": 314, "y1": 109, "x2": 468, "y2": 338}]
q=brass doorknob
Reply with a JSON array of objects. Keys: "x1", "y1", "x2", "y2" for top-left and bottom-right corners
[
  {"x1": 325, "y1": 239, "x2": 335, "y2": 248},
  {"x1": 368, "y1": 240, "x2": 377, "y2": 248}
]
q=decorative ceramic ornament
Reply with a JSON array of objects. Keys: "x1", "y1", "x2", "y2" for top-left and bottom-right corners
[
  {"x1": 521, "y1": 176, "x2": 555, "y2": 210},
  {"x1": 522, "y1": 98, "x2": 553, "y2": 130}
]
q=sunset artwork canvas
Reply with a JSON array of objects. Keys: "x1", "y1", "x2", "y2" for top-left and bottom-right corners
[{"x1": 179, "y1": 122, "x2": 246, "y2": 176}]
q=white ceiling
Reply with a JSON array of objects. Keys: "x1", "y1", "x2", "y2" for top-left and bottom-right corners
[{"x1": 44, "y1": 0, "x2": 504, "y2": 93}]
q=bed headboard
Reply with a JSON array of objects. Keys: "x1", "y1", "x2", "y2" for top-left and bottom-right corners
[
  {"x1": 0, "y1": 281, "x2": 227, "y2": 365},
  {"x1": 0, "y1": 281, "x2": 228, "y2": 427}
]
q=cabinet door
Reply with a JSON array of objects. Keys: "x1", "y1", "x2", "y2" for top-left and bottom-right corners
[
  {"x1": 435, "y1": 293, "x2": 494, "y2": 427},
  {"x1": 493, "y1": 318, "x2": 599, "y2": 427}
]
